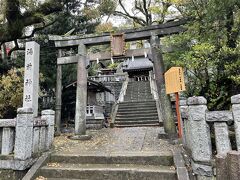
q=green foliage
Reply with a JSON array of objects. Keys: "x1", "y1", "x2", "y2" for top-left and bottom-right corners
[
  {"x1": 164, "y1": 0, "x2": 240, "y2": 110},
  {"x1": 0, "y1": 68, "x2": 45, "y2": 118},
  {"x1": 107, "y1": 62, "x2": 120, "y2": 69},
  {"x1": 0, "y1": 68, "x2": 24, "y2": 118}
]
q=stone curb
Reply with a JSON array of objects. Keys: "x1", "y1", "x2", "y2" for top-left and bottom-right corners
[
  {"x1": 173, "y1": 149, "x2": 190, "y2": 180},
  {"x1": 22, "y1": 152, "x2": 51, "y2": 180}
]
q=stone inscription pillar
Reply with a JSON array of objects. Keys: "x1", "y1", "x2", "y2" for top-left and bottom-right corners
[{"x1": 23, "y1": 41, "x2": 40, "y2": 117}]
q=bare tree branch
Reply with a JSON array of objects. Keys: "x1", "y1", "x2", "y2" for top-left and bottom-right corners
[{"x1": 116, "y1": 0, "x2": 146, "y2": 26}]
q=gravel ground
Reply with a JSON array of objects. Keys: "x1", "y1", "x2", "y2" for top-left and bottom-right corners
[{"x1": 53, "y1": 127, "x2": 178, "y2": 155}]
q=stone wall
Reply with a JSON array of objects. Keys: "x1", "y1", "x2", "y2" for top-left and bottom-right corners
[{"x1": 180, "y1": 94, "x2": 240, "y2": 178}]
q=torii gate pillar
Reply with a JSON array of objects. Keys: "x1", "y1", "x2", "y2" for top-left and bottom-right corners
[
  {"x1": 150, "y1": 35, "x2": 177, "y2": 138},
  {"x1": 70, "y1": 44, "x2": 91, "y2": 140}
]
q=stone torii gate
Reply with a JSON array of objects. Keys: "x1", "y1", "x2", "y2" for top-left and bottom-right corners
[{"x1": 49, "y1": 19, "x2": 186, "y2": 139}]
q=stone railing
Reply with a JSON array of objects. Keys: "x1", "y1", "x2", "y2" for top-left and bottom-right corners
[
  {"x1": 0, "y1": 108, "x2": 55, "y2": 170},
  {"x1": 129, "y1": 75, "x2": 149, "y2": 82},
  {"x1": 149, "y1": 71, "x2": 163, "y2": 123},
  {"x1": 89, "y1": 73, "x2": 127, "y2": 82},
  {"x1": 180, "y1": 94, "x2": 240, "y2": 177},
  {"x1": 86, "y1": 105, "x2": 104, "y2": 119},
  {"x1": 110, "y1": 76, "x2": 129, "y2": 126}
]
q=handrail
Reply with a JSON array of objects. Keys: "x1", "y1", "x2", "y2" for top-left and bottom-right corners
[
  {"x1": 149, "y1": 71, "x2": 163, "y2": 123},
  {"x1": 110, "y1": 75, "x2": 129, "y2": 126},
  {"x1": 0, "y1": 119, "x2": 16, "y2": 127}
]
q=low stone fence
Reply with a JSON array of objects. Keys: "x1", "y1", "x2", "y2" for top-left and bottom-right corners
[
  {"x1": 180, "y1": 94, "x2": 240, "y2": 178},
  {"x1": 0, "y1": 108, "x2": 55, "y2": 170}
]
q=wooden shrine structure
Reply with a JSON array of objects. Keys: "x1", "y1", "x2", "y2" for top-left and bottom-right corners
[{"x1": 49, "y1": 19, "x2": 186, "y2": 139}]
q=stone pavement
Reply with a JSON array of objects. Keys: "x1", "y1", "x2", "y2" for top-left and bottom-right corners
[{"x1": 53, "y1": 127, "x2": 177, "y2": 155}]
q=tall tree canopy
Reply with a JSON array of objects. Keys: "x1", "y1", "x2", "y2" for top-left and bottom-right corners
[
  {"x1": 0, "y1": 0, "x2": 63, "y2": 44},
  {"x1": 164, "y1": 0, "x2": 240, "y2": 110}
]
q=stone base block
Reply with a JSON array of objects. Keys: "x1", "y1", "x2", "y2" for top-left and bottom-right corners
[
  {"x1": 69, "y1": 134, "x2": 92, "y2": 141},
  {"x1": 0, "y1": 158, "x2": 35, "y2": 170},
  {"x1": 191, "y1": 160, "x2": 213, "y2": 177},
  {"x1": 196, "y1": 175, "x2": 214, "y2": 180}
]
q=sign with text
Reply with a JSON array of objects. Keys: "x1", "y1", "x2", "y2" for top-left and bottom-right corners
[
  {"x1": 111, "y1": 34, "x2": 125, "y2": 57},
  {"x1": 165, "y1": 67, "x2": 186, "y2": 94},
  {"x1": 23, "y1": 42, "x2": 40, "y2": 117}
]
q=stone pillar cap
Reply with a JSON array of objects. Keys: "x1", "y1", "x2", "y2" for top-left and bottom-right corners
[
  {"x1": 17, "y1": 107, "x2": 33, "y2": 114},
  {"x1": 187, "y1": 96, "x2": 207, "y2": 105},
  {"x1": 231, "y1": 94, "x2": 240, "y2": 104},
  {"x1": 41, "y1": 109, "x2": 55, "y2": 115}
]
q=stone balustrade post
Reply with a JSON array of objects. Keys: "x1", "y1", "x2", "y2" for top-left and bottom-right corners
[
  {"x1": 39, "y1": 126, "x2": 46, "y2": 151},
  {"x1": 207, "y1": 111, "x2": 232, "y2": 155},
  {"x1": 32, "y1": 127, "x2": 40, "y2": 153},
  {"x1": 2, "y1": 127, "x2": 14, "y2": 155},
  {"x1": 232, "y1": 94, "x2": 240, "y2": 151},
  {"x1": 187, "y1": 97, "x2": 212, "y2": 176},
  {"x1": 179, "y1": 100, "x2": 189, "y2": 149},
  {"x1": 14, "y1": 107, "x2": 34, "y2": 160},
  {"x1": 42, "y1": 110, "x2": 55, "y2": 150}
]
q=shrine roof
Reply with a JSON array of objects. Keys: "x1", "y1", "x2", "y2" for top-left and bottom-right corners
[
  {"x1": 64, "y1": 79, "x2": 111, "y2": 93},
  {"x1": 122, "y1": 57, "x2": 153, "y2": 71}
]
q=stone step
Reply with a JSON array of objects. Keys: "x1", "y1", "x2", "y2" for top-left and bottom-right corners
[
  {"x1": 117, "y1": 110, "x2": 158, "y2": 115},
  {"x1": 116, "y1": 113, "x2": 158, "y2": 118},
  {"x1": 38, "y1": 163, "x2": 176, "y2": 180},
  {"x1": 126, "y1": 90, "x2": 151, "y2": 92},
  {"x1": 125, "y1": 96, "x2": 152, "y2": 99},
  {"x1": 86, "y1": 120, "x2": 103, "y2": 124},
  {"x1": 49, "y1": 151, "x2": 174, "y2": 166},
  {"x1": 115, "y1": 120, "x2": 159, "y2": 125},
  {"x1": 124, "y1": 98, "x2": 153, "y2": 101},
  {"x1": 118, "y1": 103, "x2": 156, "y2": 108},
  {"x1": 126, "y1": 90, "x2": 151, "y2": 93},
  {"x1": 118, "y1": 107, "x2": 157, "y2": 112},
  {"x1": 114, "y1": 123, "x2": 161, "y2": 128},
  {"x1": 115, "y1": 116, "x2": 159, "y2": 121},
  {"x1": 125, "y1": 93, "x2": 152, "y2": 96},
  {"x1": 119, "y1": 101, "x2": 156, "y2": 106},
  {"x1": 120, "y1": 100, "x2": 156, "y2": 104},
  {"x1": 126, "y1": 87, "x2": 151, "y2": 89},
  {"x1": 125, "y1": 94, "x2": 152, "y2": 97},
  {"x1": 46, "y1": 179, "x2": 84, "y2": 180},
  {"x1": 127, "y1": 84, "x2": 150, "y2": 86}
]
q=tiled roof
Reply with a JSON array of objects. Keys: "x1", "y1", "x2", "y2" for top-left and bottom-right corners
[{"x1": 122, "y1": 57, "x2": 153, "y2": 71}]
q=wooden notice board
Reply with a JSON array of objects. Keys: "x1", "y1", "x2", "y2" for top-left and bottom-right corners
[{"x1": 165, "y1": 67, "x2": 186, "y2": 94}]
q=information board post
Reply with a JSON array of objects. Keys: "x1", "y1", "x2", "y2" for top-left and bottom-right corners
[{"x1": 165, "y1": 67, "x2": 186, "y2": 138}]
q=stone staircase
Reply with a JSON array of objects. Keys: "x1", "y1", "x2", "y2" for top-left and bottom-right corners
[
  {"x1": 114, "y1": 81, "x2": 160, "y2": 127},
  {"x1": 34, "y1": 151, "x2": 177, "y2": 180}
]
